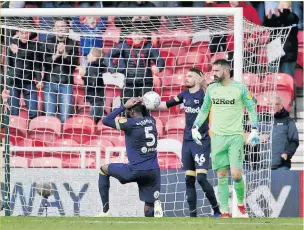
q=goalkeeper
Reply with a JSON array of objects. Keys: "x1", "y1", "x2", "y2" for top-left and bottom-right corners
[{"x1": 192, "y1": 59, "x2": 259, "y2": 217}]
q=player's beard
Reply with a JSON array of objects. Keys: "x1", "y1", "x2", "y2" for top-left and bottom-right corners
[
  {"x1": 216, "y1": 75, "x2": 225, "y2": 82},
  {"x1": 125, "y1": 110, "x2": 132, "y2": 118},
  {"x1": 185, "y1": 82, "x2": 195, "y2": 88}
]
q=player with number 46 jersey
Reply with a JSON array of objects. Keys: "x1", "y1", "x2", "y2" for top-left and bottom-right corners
[
  {"x1": 98, "y1": 98, "x2": 162, "y2": 218},
  {"x1": 155, "y1": 68, "x2": 221, "y2": 218}
]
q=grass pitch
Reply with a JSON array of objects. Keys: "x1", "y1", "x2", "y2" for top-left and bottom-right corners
[{"x1": 1, "y1": 217, "x2": 303, "y2": 230}]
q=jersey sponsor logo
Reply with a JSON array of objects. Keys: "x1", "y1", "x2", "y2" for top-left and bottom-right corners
[
  {"x1": 184, "y1": 106, "x2": 200, "y2": 113},
  {"x1": 212, "y1": 98, "x2": 235, "y2": 105},
  {"x1": 118, "y1": 118, "x2": 127, "y2": 123},
  {"x1": 141, "y1": 146, "x2": 157, "y2": 154}
]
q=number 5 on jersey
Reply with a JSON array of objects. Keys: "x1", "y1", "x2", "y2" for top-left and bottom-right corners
[{"x1": 145, "y1": 126, "x2": 156, "y2": 147}]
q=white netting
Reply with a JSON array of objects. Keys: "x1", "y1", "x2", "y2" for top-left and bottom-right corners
[{"x1": 0, "y1": 11, "x2": 291, "y2": 217}]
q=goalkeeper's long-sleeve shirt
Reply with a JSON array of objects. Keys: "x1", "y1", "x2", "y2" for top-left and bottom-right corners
[{"x1": 194, "y1": 81, "x2": 258, "y2": 136}]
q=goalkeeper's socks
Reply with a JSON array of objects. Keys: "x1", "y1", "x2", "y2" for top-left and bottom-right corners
[
  {"x1": 233, "y1": 178, "x2": 245, "y2": 205},
  {"x1": 98, "y1": 172, "x2": 110, "y2": 213},
  {"x1": 218, "y1": 176, "x2": 229, "y2": 213},
  {"x1": 197, "y1": 173, "x2": 219, "y2": 211},
  {"x1": 185, "y1": 175, "x2": 197, "y2": 217}
]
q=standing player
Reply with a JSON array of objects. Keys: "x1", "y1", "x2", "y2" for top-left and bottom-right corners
[
  {"x1": 98, "y1": 98, "x2": 162, "y2": 217},
  {"x1": 192, "y1": 59, "x2": 259, "y2": 217},
  {"x1": 155, "y1": 68, "x2": 221, "y2": 217}
]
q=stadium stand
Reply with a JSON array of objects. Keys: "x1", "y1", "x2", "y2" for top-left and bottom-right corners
[{"x1": 0, "y1": 1, "x2": 303, "y2": 171}]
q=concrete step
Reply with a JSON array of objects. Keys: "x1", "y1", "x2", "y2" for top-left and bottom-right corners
[
  {"x1": 299, "y1": 133, "x2": 303, "y2": 141},
  {"x1": 294, "y1": 144, "x2": 303, "y2": 157},
  {"x1": 290, "y1": 111, "x2": 304, "y2": 119},
  {"x1": 296, "y1": 120, "x2": 303, "y2": 133}
]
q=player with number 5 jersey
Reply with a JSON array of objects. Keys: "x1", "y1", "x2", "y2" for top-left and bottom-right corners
[
  {"x1": 155, "y1": 68, "x2": 221, "y2": 218},
  {"x1": 97, "y1": 98, "x2": 162, "y2": 218}
]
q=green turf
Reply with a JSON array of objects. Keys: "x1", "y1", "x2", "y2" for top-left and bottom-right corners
[{"x1": 0, "y1": 217, "x2": 303, "y2": 230}]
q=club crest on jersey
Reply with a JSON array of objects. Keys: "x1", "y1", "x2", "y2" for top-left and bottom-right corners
[
  {"x1": 212, "y1": 98, "x2": 235, "y2": 105},
  {"x1": 118, "y1": 118, "x2": 127, "y2": 123},
  {"x1": 247, "y1": 93, "x2": 253, "y2": 100},
  {"x1": 194, "y1": 99, "x2": 200, "y2": 104}
]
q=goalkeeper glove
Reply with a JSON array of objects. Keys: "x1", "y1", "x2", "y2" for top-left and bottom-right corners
[
  {"x1": 192, "y1": 125, "x2": 202, "y2": 145},
  {"x1": 246, "y1": 128, "x2": 260, "y2": 147}
]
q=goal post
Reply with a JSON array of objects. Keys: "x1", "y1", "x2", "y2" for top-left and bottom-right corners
[{"x1": 0, "y1": 7, "x2": 290, "y2": 217}]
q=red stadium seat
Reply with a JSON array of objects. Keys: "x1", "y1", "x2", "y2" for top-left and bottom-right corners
[
  {"x1": 155, "y1": 118, "x2": 164, "y2": 138},
  {"x1": 73, "y1": 72, "x2": 84, "y2": 86},
  {"x1": 8, "y1": 115, "x2": 28, "y2": 139},
  {"x1": 294, "y1": 67, "x2": 304, "y2": 88},
  {"x1": 101, "y1": 135, "x2": 125, "y2": 147},
  {"x1": 28, "y1": 116, "x2": 61, "y2": 144},
  {"x1": 10, "y1": 156, "x2": 29, "y2": 168},
  {"x1": 242, "y1": 73, "x2": 262, "y2": 94},
  {"x1": 159, "y1": 50, "x2": 176, "y2": 70},
  {"x1": 83, "y1": 138, "x2": 114, "y2": 157},
  {"x1": 104, "y1": 85, "x2": 122, "y2": 115},
  {"x1": 204, "y1": 72, "x2": 215, "y2": 85},
  {"x1": 161, "y1": 74, "x2": 185, "y2": 97},
  {"x1": 165, "y1": 116, "x2": 185, "y2": 135},
  {"x1": 15, "y1": 138, "x2": 46, "y2": 158},
  {"x1": 161, "y1": 134, "x2": 184, "y2": 143},
  {"x1": 298, "y1": 31, "x2": 303, "y2": 47},
  {"x1": 160, "y1": 47, "x2": 188, "y2": 57},
  {"x1": 189, "y1": 41, "x2": 210, "y2": 54},
  {"x1": 62, "y1": 157, "x2": 96, "y2": 168},
  {"x1": 77, "y1": 102, "x2": 92, "y2": 117},
  {"x1": 297, "y1": 47, "x2": 303, "y2": 68},
  {"x1": 176, "y1": 51, "x2": 209, "y2": 72},
  {"x1": 30, "y1": 157, "x2": 62, "y2": 168},
  {"x1": 256, "y1": 47, "x2": 268, "y2": 65},
  {"x1": 108, "y1": 156, "x2": 128, "y2": 164},
  {"x1": 73, "y1": 87, "x2": 85, "y2": 104},
  {"x1": 151, "y1": 108, "x2": 180, "y2": 125},
  {"x1": 210, "y1": 52, "x2": 228, "y2": 64},
  {"x1": 159, "y1": 30, "x2": 191, "y2": 48},
  {"x1": 256, "y1": 90, "x2": 293, "y2": 112},
  {"x1": 263, "y1": 73, "x2": 294, "y2": 97},
  {"x1": 19, "y1": 109, "x2": 29, "y2": 120},
  {"x1": 96, "y1": 119, "x2": 123, "y2": 136},
  {"x1": 62, "y1": 116, "x2": 96, "y2": 144},
  {"x1": 48, "y1": 138, "x2": 80, "y2": 158},
  {"x1": 166, "y1": 155, "x2": 182, "y2": 169}
]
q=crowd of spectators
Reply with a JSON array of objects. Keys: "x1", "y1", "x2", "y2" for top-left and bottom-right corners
[{"x1": 0, "y1": 5, "x2": 302, "y2": 120}]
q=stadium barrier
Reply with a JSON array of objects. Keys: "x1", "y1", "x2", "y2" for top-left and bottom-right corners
[{"x1": 1, "y1": 169, "x2": 302, "y2": 217}]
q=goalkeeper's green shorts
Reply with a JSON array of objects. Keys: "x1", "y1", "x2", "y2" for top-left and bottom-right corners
[{"x1": 211, "y1": 133, "x2": 244, "y2": 170}]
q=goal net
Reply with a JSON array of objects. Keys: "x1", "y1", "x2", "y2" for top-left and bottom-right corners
[{"x1": 0, "y1": 8, "x2": 291, "y2": 217}]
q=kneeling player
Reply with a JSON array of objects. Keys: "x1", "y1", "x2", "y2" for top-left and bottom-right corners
[
  {"x1": 98, "y1": 98, "x2": 162, "y2": 217},
  {"x1": 155, "y1": 68, "x2": 221, "y2": 217}
]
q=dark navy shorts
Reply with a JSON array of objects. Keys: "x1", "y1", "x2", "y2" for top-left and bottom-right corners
[
  {"x1": 108, "y1": 163, "x2": 161, "y2": 203},
  {"x1": 181, "y1": 138, "x2": 211, "y2": 171}
]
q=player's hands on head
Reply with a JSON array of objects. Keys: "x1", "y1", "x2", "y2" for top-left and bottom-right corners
[{"x1": 124, "y1": 97, "x2": 141, "y2": 109}]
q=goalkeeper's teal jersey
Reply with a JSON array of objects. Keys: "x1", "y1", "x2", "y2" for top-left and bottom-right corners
[{"x1": 194, "y1": 80, "x2": 258, "y2": 136}]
